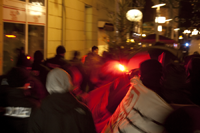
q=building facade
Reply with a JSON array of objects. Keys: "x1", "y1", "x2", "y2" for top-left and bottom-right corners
[{"x1": 0, "y1": 0, "x2": 115, "y2": 74}]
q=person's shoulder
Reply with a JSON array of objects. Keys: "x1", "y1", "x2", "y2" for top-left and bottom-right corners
[{"x1": 46, "y1": 56, "x2": 56, "y2": 62}]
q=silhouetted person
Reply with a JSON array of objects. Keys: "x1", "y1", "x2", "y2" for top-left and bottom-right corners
[
  {"x1": 28, "y1": 68, "x2": 97, "y2": 133},
  {"x1": 0, "y1": 67, "x2": 40, "y2": 133},
  {"x1": 161, "y1": 62, "x2": 191, "y2": 104},
  {"x1": 102, "y1": 59, "x2": 173, "y2": 133},
  {"x1": 45, "y1": 45, "x2": 70, "y2": 71},
  {"x1": 12, "y1": 54, "x2": 48, "y2": 101},
  {"x1": 186, "y1": 57, "x2": 200, "y2": 105},
  {"x1": 84, "y1": 46, "x2": 103, "y2": 92},
  {"x1": 70, "y1": 51, "x2": 87, "y2": 93},
  {"x1": 32, "y1": 50, "x2": 50, "y2": 87}
]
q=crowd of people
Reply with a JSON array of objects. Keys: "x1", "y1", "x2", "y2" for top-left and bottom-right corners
[{"x1": 0, "y1": 44, "x2": 200, "y2": 133}]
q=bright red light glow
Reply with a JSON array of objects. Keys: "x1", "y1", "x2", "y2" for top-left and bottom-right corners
[
  {"x1": 27, "y1": 56, "x2": 31, "y2": 60},
  {"x1": 5, "y1": 35, "x2": 16, "y2": 38},
  {"x1": 117, "y1": 64, "x2": 126, "y2": 72}
]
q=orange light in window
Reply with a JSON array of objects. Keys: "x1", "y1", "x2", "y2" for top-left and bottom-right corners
[
  {"x1": 27, "y1": 56, "x2": 31, "y2": 60},
  {"x1": 5, "y1": 35, "x2": 16, "y2": 38}
]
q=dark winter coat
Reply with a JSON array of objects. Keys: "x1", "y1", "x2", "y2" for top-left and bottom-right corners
[
  {"x1": 0, "y1": 87, "x2": 39, "y2": 133},
  {"x1": 28, "y1": 92, "x2": 97, "y2": 133},
  {"x1": 45, "y1": 55, "x2": 70, "y2": 71}
]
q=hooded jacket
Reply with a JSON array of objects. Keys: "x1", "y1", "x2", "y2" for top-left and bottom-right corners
[{"x1": 28, "y1": 68, "x2": 96, "y2": 133}]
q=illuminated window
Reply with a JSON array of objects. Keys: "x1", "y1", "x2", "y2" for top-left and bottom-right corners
[
  {"x1": 28, "y1": 25, "x2": 44, "y2": 58},
  {"x1": 3, "y1": 22, "x2": 25, "y2": 73},
  {"x1": 2, "y1": 0, "x2": 46, "y2": 74},
  {"x1": 29, "y1": 0, "x2": 45, "y2": 6}
]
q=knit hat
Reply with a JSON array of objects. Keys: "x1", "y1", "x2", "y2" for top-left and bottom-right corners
[
  {"x1": 164, "y1": 106, "x2": 200, "y2": 133},
  {"x1": 46, "y1": 68, "x2": 73, "y2": 94},
  {"x1": 56, "y1": 46, "x2": 66, "y2": 54}
]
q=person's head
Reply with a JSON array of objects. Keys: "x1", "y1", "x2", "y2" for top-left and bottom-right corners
[
  {"x1": 46, "y1": 68, "x2": 73, "y2": 94},
  {"x1": 16, "y1": 54, "x2": 32, "y2": 70},
  {"x1": 34, "y1": 50, "x2": 44, "y2": 63},
  {"x1": 164, "y1": 106, "x2": 200, "y2": 133},
  {"x1": 139, "y1": 59, "x2": 163, "y2": 93},
  {"x1": 73, "y1": 51, "x2": 80, "y2": 58},
  {"x1": 56, "y1": 45, "x2": 66, "y2": 56},
  {"x1": 92, "y1": 46, "x2": 98, "y2": 54},
  {"x1": 7, "y1": 67, "x2": 31, "y2": 88},
  {"x1": 193, "y1": 51, "x2": 199, "y2": 55}
]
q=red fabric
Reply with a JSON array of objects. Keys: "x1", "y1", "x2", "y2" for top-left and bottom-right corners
[
  {"x1": 82, "y1": 82, "x2": 113, "y2": 133},
  {"x1": 82, "y1": 75, "x2": 130, "y2": 133},
  {"x1": 127, "y1": 52, "x2": 151, "y2": 71},
  {"x1": 158, "y1": 52, "x2": 165, "y2": 65},
  {"x1": 81, "y1": 54, "x2": 153, "y2": 132},
  {"x1": 81, "y1": 55, "x2": 87, "y2": 64}
]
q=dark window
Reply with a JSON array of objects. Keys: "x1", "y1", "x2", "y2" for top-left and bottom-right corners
[
  {"x1": 3, "y1": 22, "x2": 25, "y2": 74},
  {"x1": 28, "y1": 25, "x2": 44, "y2": 59}
]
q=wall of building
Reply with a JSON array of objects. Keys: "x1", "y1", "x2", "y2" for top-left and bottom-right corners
[
  {"x1": 0, "y1": 0, "x2": 3, "y2": 74},
  {"x1": 47, "y1": 0, "x2": 100, "y2": 59}
]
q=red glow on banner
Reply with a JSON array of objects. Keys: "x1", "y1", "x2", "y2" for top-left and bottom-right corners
[{"x1": 5, "y1": 35, "x2": 16, "y2": 38}]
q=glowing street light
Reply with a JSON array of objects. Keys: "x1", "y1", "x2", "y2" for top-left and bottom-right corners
[
  {"x1": 152, "y1": 3, "x2": 166, "y2": 8},
  {"x1": 126, "y1": 9, "x2": 143, "y2": 22},
  {"x1": 158, "y1": 25, "x2": 162, "y2": 32},
  {"x1": 142, "y1": 34, "x2": 146, "y2": 37},
  {"x1": 179, "y1": 35, "x2": 183, "y2": 39},
  {"x1": 165, "y1": 19, "x2": 172, "y2": 22},
  {"x1": 183, "y1": 30, "x2": 191, "y2": 34},
  {"x1": 152, "y1": 3, "x2": 166, "y2": 42},
  {"x1": 155, "y1": 17, "x2": 166, "y2": 23},
  {"x1": 192, "y1": 29, "x2": 199, "y2": 35},
  {"x1": 174, "y1": 28, "x2": 180, "y2": 31}
]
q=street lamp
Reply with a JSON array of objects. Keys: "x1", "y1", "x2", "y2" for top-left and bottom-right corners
[
  {"x1": 152, "y1": 3, "x2": 166, "y2": 42},
  {"x1": 192, "y1": 29, "x2": 199, "y2": 36},
  {"x1": 174, "y1": 28, "x2": 180, "y2": 41},
  {"x1": 126, "y1": 9, "x2": 143, "y2": 42},
  {"x1": 126, "y1": 9, "x2": 143, "y2": 22}
]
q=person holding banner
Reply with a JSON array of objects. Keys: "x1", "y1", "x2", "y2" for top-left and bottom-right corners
[{"x1": 102, "y1": 59, "x2": 173, "y2": 133}]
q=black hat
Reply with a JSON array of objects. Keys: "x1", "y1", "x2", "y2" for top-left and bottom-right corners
[{"x1": 56, "y1": 46, "x2": 66, "y2": 54}]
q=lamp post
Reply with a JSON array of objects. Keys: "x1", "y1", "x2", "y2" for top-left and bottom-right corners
[
  {"x1": 152, "y1": 3, "x2": 166, "y2": 42},
  {"x1": 174, "y1": 28, "x2": 180, "y2": 42},
  {"x1": 126, "y1": 9, "x2": 143, "y2": 41}
]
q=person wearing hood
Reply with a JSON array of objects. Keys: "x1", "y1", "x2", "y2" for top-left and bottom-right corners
[{"x1": 28, "y1": 68, "x2": 96, "y2": 133}]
